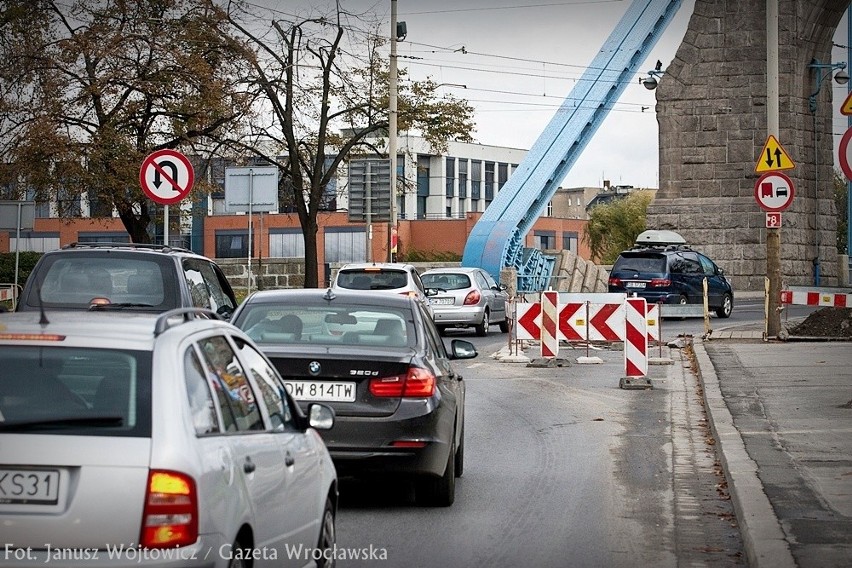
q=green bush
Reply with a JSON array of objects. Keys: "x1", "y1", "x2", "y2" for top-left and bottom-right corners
[{"x1": 0, "y1": 252, "x2": 42, "y2": 285}]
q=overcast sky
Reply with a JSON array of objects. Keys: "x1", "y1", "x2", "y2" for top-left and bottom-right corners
[{"x1": 249, "y1": 0, "x2": 851, "y2": 189}]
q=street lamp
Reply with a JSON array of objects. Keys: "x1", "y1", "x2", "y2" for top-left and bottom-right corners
[
  {"x1": 640, "y1": 60, "x2": 664, "y2": 90},
  {"x1": 807, "y1": 58, "x2": 848, "y2": 286}
]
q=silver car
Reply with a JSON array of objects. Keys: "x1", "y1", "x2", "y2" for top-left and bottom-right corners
[
  {"x1": 421, "y1": 267, "x2": 510, "y2": 336},
  {"x1": 0, "y1": 309, "x2": 337, "y2": 567}
]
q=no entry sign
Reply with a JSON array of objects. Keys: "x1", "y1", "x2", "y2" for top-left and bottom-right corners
[{"x1": 139, "y1": 149, "x2": 195, "y2": 205}]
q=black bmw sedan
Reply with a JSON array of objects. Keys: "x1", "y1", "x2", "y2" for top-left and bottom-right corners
[{"x1": 230, "y1": 288, "x2": 477, "y2": 506}]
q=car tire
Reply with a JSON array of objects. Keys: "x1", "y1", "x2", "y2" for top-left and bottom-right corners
[
  {"x1": 316, "y1": 497, "x2": 336, "y2": 568},
  {"x1": 716, "y1": 293, "x2": 733, "y2": 319},
  {"x1": 227, "y1": 540, "x2": 252, "y2": 568},
  {"x1": 498, "y1": 319, "x2": 509, "y2": 333},
  {"x1": 475, "y1": 310, "x2": 490, "y2": 337},
  {"x1": 678, "y1": 294, "x2": 689, "y2": 320},
  {"x1": 454, "y1": 425, "x2": 464, "y2": 478},
  {"x1": 417, "y1": 439, "x2": 456, "y2": 507}
]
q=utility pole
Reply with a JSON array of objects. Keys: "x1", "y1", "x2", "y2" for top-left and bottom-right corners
[
  {"x1": 388, "y1": 0, "x2": 399, "y2": 262},
  {"x1": 765, "y1": 0, "x2": 781, "y2": 338}
]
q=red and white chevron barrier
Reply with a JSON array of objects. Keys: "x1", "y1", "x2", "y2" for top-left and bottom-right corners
[
  {"x1": 780, "y1": 289, "x2": 850, "y2": 308},
  {"x1": 645, "y1": 303, "x2": 660, "y2": 344},
  {"x1": 0, "y1": 287, "x2": 14, "y2": 302},
  {"x1": 540, "y1": 291, "x2": 559, "y2": 358},
  {"x1": 624, "y1": 297, "x2": 648, "y2": 379}
]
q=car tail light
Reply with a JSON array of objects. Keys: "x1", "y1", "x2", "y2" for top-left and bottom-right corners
[
  {"x1": 649, "y1": 278, "x2": 671, "y2": 288},
  {"x1": 369, "y1": 367, "x2": 436, "y2": 398},
  {"x1": 390, "y1": 440, "x2": 427, "y2": 448},
  {"x1": 140, "y1": 470, "x2": 198, "y2": 549},
  {"x1": 463, "y1": 290, "x2": 481, "y2": 305},
  {"x1": 608, "y1": 277, "x2": 622, "y2": 287}
]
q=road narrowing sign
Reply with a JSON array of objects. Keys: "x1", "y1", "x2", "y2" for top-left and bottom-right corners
[
  {"x1": 755, "y1": 135, "x2": 794, "y2": 173},
  {"x1": 139, "y1": 149, "x2": 195, "y2": 205}
]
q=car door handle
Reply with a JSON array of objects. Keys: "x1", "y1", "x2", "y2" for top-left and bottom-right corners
[
  {"x1": 243, "y1": 456, "x2": 256, "y2": 474},
  {"x1": 284, "y1": 451, "x2": 295, "y2": 467}
]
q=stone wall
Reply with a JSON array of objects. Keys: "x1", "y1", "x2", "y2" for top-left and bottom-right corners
[{"x1": 650, "y1": 0, "x2": 848, "y2": 291}]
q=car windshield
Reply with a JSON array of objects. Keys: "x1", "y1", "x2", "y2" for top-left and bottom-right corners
[
  {"x1": 235, "y1": 303, "x2": 414, "y2": 348},
  {"x1": 421, "y1": 273, "x2": 472, "y2": 291},
  {"x1": 336, "y1": 270, "x2": 408, "y2": 291},
  {"x1": 0, "y1": 346, "x2": 152, "y2": 436},
  {"x1": 32, "y1": 255, "x2": 177, "y2": 311},
  {"x1": 612, "y1": 254, "x2": 667, "y2": 273}
]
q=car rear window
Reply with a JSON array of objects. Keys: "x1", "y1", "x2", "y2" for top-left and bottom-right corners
[
  {"x1": 336, "y1": 269, "x2": 408, "y2": 291},
  {"x1": 421, "y1": 273, "x2": 472, "y2": 291},
  {"x1": 0, "y1": 346, "x2": 152, "y2": 436},
  {"x1": 234, "y1": 304, "x2": 414, "y2": 348},
  {"x1": 612, "y1": 254, "x2": 667, "y2": 274},
  {"x1": 30, "y1": 254, "x2": 179, "y2": 311}
]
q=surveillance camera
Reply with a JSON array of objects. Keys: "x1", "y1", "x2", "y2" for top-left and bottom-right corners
[
  {"x1": 834, "y1": 69, "x2": 849, "y2": 85},
  {"x1": 642, "y1": 76, "x2": 658, "y2": 90}
]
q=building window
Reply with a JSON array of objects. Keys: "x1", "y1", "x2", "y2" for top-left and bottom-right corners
[
  {"x1": 498, "y1": 163, "x2": 508, "y2": 193},
  {"x1": 458, "y1": 159, "x2": 468, "y2": 199},
  {"x1": 471, "y1": 160, "x2": 481, "y2": 201},
  {"x1": 325, "y1": 227, "x2": 365, "y2": 264},
  {"x1": 445, "y1": 158, "x2": 455, "y2": 197},
  {"x1": 10, "y1": 232, "x2": 61, "y2": 252},
  {"x1": 546, "y1": 201, "x2": 553, "y2": 217},
  {"x1": 78, "y1": 232, "x2": 130, "y2": 244},
  {"x1": 563, "y1": 231, "x2": 578, "y2": 252},
  {"x1": 269, "y1": 229, "x2": 305, "y2": 258},
  {"x1": 533, "y1": 230, "x2": 556, "y2": 251},
  {"x1": 215, "y1": 230, "x2": 248, "y2": 258},
  {"x1": 484, "y1": 161, "x2": 495, "y2": 201}
]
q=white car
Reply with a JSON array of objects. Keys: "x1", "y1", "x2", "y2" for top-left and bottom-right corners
[
  {"x1": 332, "y1": 262, "x2": 434, "y2": 315},
  {"x1": 0, "y1": 308, "x2": 337, "y2": 567}
]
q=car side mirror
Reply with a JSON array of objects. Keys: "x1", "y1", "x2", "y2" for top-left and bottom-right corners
[
  {"x1": 307, "y1": 403, "x2": 335, "y2": 430},
  {"x1": 449, "y1": 339, "x2": 478, "y2": 360},
  {"x1": 217, "y1": 305, "x2": 234, "y2": 320}
]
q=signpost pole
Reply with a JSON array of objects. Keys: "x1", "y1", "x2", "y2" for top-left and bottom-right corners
[
  {"x1": 13, "y1": 202, "x2": 21, "y2": 306},
  {"x1": 766, "y1": 0, "x2": 782, "y2": 337},
  {"x1": 164, "y1": 205, "x2": 169, "y2": 246},
  {"x1": 247, "y1": 169, "x2": 254, "y2": 295}
]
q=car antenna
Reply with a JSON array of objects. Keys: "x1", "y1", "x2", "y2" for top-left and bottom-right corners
[{"x1": 36, "y1": 284, "x2": 50, "y2": 325}]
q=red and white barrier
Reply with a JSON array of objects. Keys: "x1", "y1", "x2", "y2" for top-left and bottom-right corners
[
  {"x1": 624, "y1": 297, "x2": 648, "y2": 379},
  {"x1": 646, "y1": 303, "x2": 660, "y2": 344},
  {"x1": 0, "y1": 287, "x2": 13, "y2": 302},
  {"x1": 780, "y1": 289, "x2": 850, "y2": 308},
  {"x1": 515, "y1": 302, "x2": 541, "y2": 340},
  {"x1": 540, "y1": 291, "x2": 559, "y2": 358}
]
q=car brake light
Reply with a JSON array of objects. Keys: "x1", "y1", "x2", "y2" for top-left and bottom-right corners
[
  {"x1": 608, "y1": 277, "x2": 622, "y2": 287},
  {"x1": 649, "y1": 278, "x2": 671, "y2": 287},
  {"x1": 390, "y1": 440, "x2": 427, "y2": 448},
  {"x1": 0, "y1": 333, "x2": 66, "y2": 341},
  {"x1": 463, "y1": 290, "x2": 481, "y2": 305},
  {"x1": 369, "y1": 367, "x2": 436, "y2": 398},
  {"x1": 140, "y1": 470, "x2": 198, "y2": 549}
]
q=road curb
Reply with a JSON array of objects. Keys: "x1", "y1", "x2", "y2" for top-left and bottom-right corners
[{"x1": 692, "y1": 339, "x2": 796, "y2": 568}]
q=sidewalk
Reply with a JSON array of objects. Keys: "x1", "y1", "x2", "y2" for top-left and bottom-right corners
[{"x1": 695, "y1": 332, "x2": 852, "y2": 567}]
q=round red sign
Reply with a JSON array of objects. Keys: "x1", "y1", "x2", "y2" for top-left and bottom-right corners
[
  {"x1": 139, "y1": 149, "x2": 195, "y2": 205},
  {"x1": 753, "y1": 171, "x2": 794, "y2": 212}
]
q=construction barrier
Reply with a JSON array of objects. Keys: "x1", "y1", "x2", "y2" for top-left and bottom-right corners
[{"x1": 780, "y1": 289, "x2": 851, "y2": 308}]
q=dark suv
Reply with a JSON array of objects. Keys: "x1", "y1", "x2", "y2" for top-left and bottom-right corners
[
  {"x1": 17, "y1": 242, "x2": 237, "y2": 318},
  {"x1": 608, "y1": 239, "x2": 733, "y2": 318}
]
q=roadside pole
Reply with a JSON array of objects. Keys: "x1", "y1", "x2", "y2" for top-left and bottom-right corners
[{"x1": 766, "y1": 0, "x2": 782, "y2": 337}]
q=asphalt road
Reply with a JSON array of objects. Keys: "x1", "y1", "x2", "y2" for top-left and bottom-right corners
[{"x1": 333, "y1": 327, "x2": 746, "y2": 568}]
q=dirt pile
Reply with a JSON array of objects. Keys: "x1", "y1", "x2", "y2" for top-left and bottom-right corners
[{"x1": 788, "y1": 307, "x2": 852, "y2": 338}]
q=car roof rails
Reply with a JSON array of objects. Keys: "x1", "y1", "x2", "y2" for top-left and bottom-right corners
[
  {"x1": 154, "y1": 307, "x2": 221, "y2": 336},
  {"x1": 62, "y1": 242, "x2": 194, "y2": 254}
]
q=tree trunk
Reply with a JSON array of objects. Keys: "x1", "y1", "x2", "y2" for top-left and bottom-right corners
[
  {"x1": 117, "y1": 205, "x2": 151, "y2": 244},
  {"x1": 303, "y1": 220, "x2": 320, "y2": 288}
]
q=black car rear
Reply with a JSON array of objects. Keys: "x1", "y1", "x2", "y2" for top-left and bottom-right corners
[{"x1": 230, "y1": 288, "x2": 477, "y2": 506}]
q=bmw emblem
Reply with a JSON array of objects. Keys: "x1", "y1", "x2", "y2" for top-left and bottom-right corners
[{"x1": 308, "y1": 361, "x2": 322, "y2": 376}]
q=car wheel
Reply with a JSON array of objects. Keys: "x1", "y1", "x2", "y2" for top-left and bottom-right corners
[
  {"x1": 316, "y1": 497, "x2": 336, "y2": 568},
  {"x1": 417, "y1": 439, "x2": 456, "y2": 507},
  {"x1": 227, "y1": 541, "x2": 252, "y2": 568},
  {"x1": 475, "y1": 310, "x2": 490, "y2": 337},
  {"x1": 498, "y1": 318, "x2": 509, "y2": 333},
  {"x1": 678, "y1": 294, "x2": 689, "y2": 320},
  {"x1": 716, "y1": 293, "x2": 733, "y2": 319},
  {"x1": 454, "y1": 425, "x2": 464, "y2": 478}
]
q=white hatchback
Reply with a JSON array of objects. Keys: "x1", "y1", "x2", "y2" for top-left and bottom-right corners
[{"x1": 0, "y1": 308, "x2": 337, "y2": 567}]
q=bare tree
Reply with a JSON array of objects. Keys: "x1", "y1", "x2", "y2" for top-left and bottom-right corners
[
  {"x1": 223, "y1": 3, "x2": 475, "y2": 287},
  {"x1": 0, "y1": 0, "x2": 250, "y2": 242}
]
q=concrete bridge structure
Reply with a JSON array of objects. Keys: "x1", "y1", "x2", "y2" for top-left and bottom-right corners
[{"x1": 648, "y1": 0, "x2": 850, "y2": 291}]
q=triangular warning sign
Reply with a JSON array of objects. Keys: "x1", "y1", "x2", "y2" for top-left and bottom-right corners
[
  {"x1": 841, "y1": 91, "x2": 852, "y2": 116},
  {"x1": 755, "y1": 135, "x2": 795, "y2": 173}
]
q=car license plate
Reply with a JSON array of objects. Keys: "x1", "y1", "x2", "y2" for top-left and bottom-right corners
[
  {"x1": 284, "y1": 381, "x2": 356, "y2": 402},
  {"x1": 0, "y1": 469, "x2": 60, "y2": 505},
  {"x1": 626, "y1": 281, "x2": 646, "y2": 289},
  {"x1": 432, "y1": 297, "x2": 454, "y2": 305}
]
